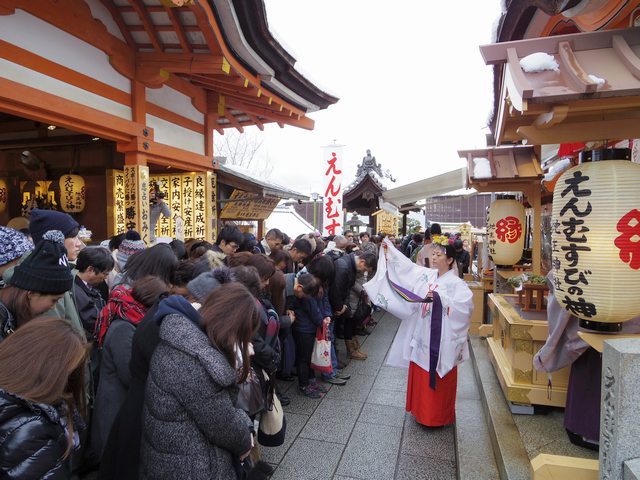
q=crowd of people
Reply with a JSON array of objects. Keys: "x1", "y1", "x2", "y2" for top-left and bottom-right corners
[
  {"x1": 0, "y1": 209, "x2": 478, "y2": 478},
  {"x1": 0, "y1": 209, "x2": 388, "y2": 479}
]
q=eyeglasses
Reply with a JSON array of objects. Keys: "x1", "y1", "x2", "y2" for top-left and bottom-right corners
[{"x1": 229, "y1": 243, "x2": 239, "y2": 251}]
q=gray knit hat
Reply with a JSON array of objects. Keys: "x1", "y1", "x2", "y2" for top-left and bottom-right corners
[
  {"x1": 0, "y1": 226, "x2": 33, "y2": 266},
  {"x1": 187, "y1": 268, "x2": 230, "y2": 302}
]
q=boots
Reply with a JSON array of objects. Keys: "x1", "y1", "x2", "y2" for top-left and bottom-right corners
[{"x1": 345, "y1": 339, "x2": 368, "y2": 360}]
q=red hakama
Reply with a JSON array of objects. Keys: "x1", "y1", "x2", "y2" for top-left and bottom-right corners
[{"x1": 406, "y1": 361, "x2": 457, "y2": 426}]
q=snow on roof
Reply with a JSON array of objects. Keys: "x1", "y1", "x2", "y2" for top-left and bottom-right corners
[{"x1": 265, "y1": 204, "x2": 314, "y2": 238}]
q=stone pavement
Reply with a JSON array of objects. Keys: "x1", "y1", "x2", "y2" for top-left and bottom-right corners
[{"x1": 263, "y1": 311, "x2": 458, "y2": 480}]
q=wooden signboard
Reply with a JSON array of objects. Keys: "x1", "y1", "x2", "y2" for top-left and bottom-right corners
[
  {"x1": 372, "y1": 209, "x2": 398, "y2": 236},
  {"x1": 220, "y1": 189, "x2": 279, "y2": 220}
]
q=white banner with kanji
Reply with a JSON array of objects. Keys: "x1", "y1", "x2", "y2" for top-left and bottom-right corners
[{"x1": 321, "y1": 145, "x2": 344, "y2": 236}]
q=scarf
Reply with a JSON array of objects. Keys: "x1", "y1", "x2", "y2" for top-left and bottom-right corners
[{"x1": 94, "y1": 285, "x2": 146, "y2": 348}]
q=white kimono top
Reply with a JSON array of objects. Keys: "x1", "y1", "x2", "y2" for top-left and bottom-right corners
[{"x1": 364, "y1": 238, "x2": 473, "y2": 378}]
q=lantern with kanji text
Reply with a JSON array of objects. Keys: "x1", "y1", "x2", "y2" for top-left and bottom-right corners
[
  {"x1": 487, "y1": 198, "x2": 526, "y2": 266},
  {"x1": 551, "y1": 149, "x2": 640, "y2": 332},
  {"x1": 59, "y1": 174, "x2": 85, "y2": 213},
  {"x1": 0, "y1": 179, "x2": 7, "y2": 213}
]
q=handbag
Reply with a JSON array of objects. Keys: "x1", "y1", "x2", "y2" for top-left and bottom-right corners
[
  {"x1": 258, "y1": 379, "x2": 286, "y2": 447},
  {"x1": 353, "y1": 293, "x2": 372, "y2": 325},
  {"x1": 235, "y1": 367, "x2": 266, "y2": 417},
  {"x1": 310, "y1": 323, "x2": 333, "y2": 374}
]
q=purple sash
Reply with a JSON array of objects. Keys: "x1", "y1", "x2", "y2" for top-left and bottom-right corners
[
  {"x1": 386, "y1": 274, "x2": 443, "y2": 390},
  {"x1": 429, "y1": 291, "x2": 443, "y2": 390}
]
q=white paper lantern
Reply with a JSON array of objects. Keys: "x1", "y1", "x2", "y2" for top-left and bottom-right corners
[
  {"x1": 552, "y1": 159, "x2": 640, "y2": 329},
  {"x1": 487, "y1": 199, "x2": 526, "y2": 266},
  {"x1": 0, "y1": 179, "x2": 7, "y2": 213},
  {"x1": 59, "y1": 175, "x2": 85, "y2": 213}
]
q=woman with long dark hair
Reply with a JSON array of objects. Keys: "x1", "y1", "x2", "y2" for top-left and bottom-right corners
[
  {"x1": 140, "y1": 282, "x2": 259, "y2": 480},
  {"x1": 0, "y1": 317, "x2": 89, "y2": 478}
]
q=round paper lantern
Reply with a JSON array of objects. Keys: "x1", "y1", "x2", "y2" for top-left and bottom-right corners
[
  {"x1": 0, "y1": 179, "x2": 7, "y2": 213},
  {"x1": 59, "y1": 174, "x2": 85, "y2": 213},
  {"x1": 487, "y1": 199, "x2": 525, "y2": 266},
  {"x1": 552, "y1": 156, "x2": 640, "y2": 331}
]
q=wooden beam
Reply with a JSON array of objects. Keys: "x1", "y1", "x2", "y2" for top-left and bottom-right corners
[
  {"x1": 164, "y1": 6, "x2": 192, "y2": 52},
  {"x1": 204, "y1": 111, "x2": 215, "y2": 157},
  {"x1": 118, "y1": 5, "x2": 190, "y2": 13},
  {"x1": 518, "y1": 117, "x2": 640, "y2": 144},
  {"x1": 557, "y1": 41, "x2": 598, "y2": 93},
  {"x1": 129, "y1": 0, "x2": 162, "y2": 51},
  {"x1": 137, "y1": 52, "x2": 226, "y2": 74},
  {"x1": 247, "y1": 115, "x2": 264, "y2": 131},
  {"x1": 506, "y1": 48, "x2": 534, "y2": 99},
  {"x1": 136, "y1": 65, "x2": 170, "y2": 88},
  {"x1": 128, "y1": 25, "x2": 202, "y2": 33},
  {"x1": 132, "y1": 80, "x2": 146, "y2": 124},
  {"x1": 0, "y1": 77, "x2": 147, "y2": 143},
  {"x1": 612, "y1": 35, "x2": 640, "y2": 80},
  {"x1": 223, "y1": 96, "x2": 314, "y2": 129},
  {"x1": 533, "y1": 105, "x2": 569, "y2": 128}
]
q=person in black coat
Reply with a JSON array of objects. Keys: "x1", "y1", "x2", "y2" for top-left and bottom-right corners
[
  {"x1": 0, "y1": 317, "x2": 88, "y2": 479},
  {"x1": 329, "y1": 252, "x2": 377, "y2": 360}
]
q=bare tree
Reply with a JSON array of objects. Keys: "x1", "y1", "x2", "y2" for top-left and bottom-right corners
[{"x1": 214, "y1": 130, "x2": 273, "y2": 179}]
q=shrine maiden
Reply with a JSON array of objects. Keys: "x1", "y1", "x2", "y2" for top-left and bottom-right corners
[{"x1": 364, "y1": 238, "x2": 473, "y2": 426}]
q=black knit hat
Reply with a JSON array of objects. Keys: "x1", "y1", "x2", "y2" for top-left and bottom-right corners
[
  {"x1": 11, "y1": 230, "x2": 73, "y2": 294},
  {"x1": 29, "y1": 209, "x2": 79, "y2": 244}
]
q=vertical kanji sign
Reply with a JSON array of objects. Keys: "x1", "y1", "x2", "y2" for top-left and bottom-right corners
[{"x1": 322, "y1": 145, "x2": 344, "y2": 236}]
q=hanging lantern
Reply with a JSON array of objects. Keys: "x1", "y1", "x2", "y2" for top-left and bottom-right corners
[
  {"x1": 551, "y1": 151, "x2": 640, "y2": 331},
  {"x1": 487, "y1": 199, "x2": 526, "y2": 266},
  {"x1": 59, "y1": 174, "x2": 85, "y2": 213},
  {"x1": 0, "y1": 179, "x2": 7, "y2": 213}
]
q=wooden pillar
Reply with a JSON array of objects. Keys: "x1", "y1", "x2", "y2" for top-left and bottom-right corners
[
  {"x1": 132, "y1": 81, "x2": 146, "y2": 124},
  {"x1": 257, "y1": 220, "x2": 264, "y2": 240},
  {"x1": 402, "y1": 213, "x2": 407, "y2": 236},
  {"x1": 123, "y1": 156, "x2": 151, "y2": 244},
  {"x1": 209, "y1": 170, "x2": 218, "y2": 242},
  {"x1": 530, "y1": 185, "x2": 542, "y2": 275},
  {"x1": 205, "y1": 112, "x2": 215, "y2": 158}
]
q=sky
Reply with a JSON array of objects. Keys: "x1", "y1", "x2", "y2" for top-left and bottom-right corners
[{"x1": 217, "y1": 0, "x2": 504, "y2": 198}]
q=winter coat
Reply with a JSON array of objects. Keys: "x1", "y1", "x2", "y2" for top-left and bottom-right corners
[
  {"x1": 72, "y1": 275, "x2": 105, "y2": 339},
  {"x1": 329, "y1": 253, "x2": 357, "y2": 313},
  {"x1": 91, "y1": 318, "x2": 135, "y2": 457},
  {"x1": 292, "y1": 296, "x2": 324, "y2": 335},
  {"x1": 251, "y1": 299, "x2": 281, "y2": 375},
  {"x1": 99, "y1": 296, "x2": 198, "y2": 480},
  {"x1": 0, "y1": 389, "x2": 72, "y2": 479},
  {"x1": 140, "y1": 312, "x2": 253, "y2": 480}
]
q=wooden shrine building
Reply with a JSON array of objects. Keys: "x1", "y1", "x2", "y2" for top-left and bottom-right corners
[{"x1": 0, "y1": 0, "x2": 337, "y2": 243}]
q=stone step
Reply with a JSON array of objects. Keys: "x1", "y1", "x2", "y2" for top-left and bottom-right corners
[
  {"x1": 455, "y1": 357, "x2": 500, "y2": 480},
  {"x1": 468, "y1": 336, "x2": 531, "y2": 480}
]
